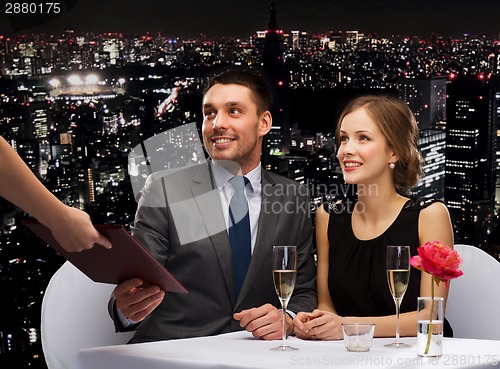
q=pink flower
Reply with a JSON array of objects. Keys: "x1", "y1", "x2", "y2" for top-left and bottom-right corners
[{"x1": 410, "y1": 241, "x2": 463, "y2": 288}]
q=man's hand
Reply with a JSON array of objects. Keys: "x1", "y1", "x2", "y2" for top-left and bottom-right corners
[
  {"x1": 292, "y1": 312, "x2": 316, "y2": 340},
  {"x1": 113, "y1": 278, "x2": 165, "y2": 322},
  {"x1": 233, "y1": 303, "x2": 292, "y2": 340}
]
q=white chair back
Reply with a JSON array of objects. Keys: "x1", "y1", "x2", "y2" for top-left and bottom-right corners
[
  {"x1": 446, "y1": 244, "x2": 500, "y2": 340},
  {"x1": 41, "y1": 261, "x2": 134, "y2": 369}
]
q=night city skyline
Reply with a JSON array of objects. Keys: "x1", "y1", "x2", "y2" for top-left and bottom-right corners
[
  {"x1": 1, "y1": 0, "x2": 500, "y2": 38},
  {"x1": 1, "y1": 1, "x2": 500, "y2": 368}
]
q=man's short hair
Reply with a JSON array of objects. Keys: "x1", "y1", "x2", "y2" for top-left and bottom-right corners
[{"x1": 204, "y1": 70, "x2": 272, "y2": 114}]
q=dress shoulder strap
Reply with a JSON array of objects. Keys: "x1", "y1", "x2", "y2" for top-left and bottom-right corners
[{"x1": 403, "y1": 197, "x2": 443, "y2": 211}]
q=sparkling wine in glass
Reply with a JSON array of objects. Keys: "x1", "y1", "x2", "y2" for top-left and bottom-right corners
[
  {"x1": 385, "y1": 245, "x2": 412, "y2": 348},
  {"x1": 270, "y1": 245, "x2": 298, "y2": 351}
]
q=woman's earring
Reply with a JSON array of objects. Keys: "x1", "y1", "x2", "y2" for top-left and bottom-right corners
[{"x1": 389, "y1": 162, "x2": 396, "y2": 169}]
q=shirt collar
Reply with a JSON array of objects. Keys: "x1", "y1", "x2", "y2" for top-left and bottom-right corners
[{"x1": 211, "y1": 160, "x2": 261, "y2": 193}]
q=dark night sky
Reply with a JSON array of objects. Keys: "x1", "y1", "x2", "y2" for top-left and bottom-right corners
[{"x1": 0, "y1": 0, "x2": 499, "y2": 38}]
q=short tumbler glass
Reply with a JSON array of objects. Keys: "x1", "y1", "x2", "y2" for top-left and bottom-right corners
[{"x1": 342, "y1": 323, "x2": 376, "y2": 352}]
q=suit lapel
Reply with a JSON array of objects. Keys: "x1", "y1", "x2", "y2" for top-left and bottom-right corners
[
  {"x1": 191, "y1": 162, "x2": 236, "y2": 305},
  {"x1": 236, "y1": 169, "x2": 280, "y2": 306}
]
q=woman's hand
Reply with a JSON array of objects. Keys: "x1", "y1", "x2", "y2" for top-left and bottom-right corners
[
  {"x1": 294, "y1": 309, "x2": 344, "y2": 340},
  {"x1": 48, "y1": 205, "x2": 112, "y2": 252}
]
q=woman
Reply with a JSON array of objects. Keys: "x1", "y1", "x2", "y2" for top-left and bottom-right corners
[
  {"x1": 0, "y1": 136, "x2": 111, "y2": 251},
  {"x1": 293, "y1": 95, "x2": 454, "y2": 340}
]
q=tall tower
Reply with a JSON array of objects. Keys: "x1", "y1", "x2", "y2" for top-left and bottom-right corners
[
  {"x1": 412, "y1": 130, "x2": 446, "y2": 200},
  {"x1": 268, "y1": 1, "x2": 277, "y2": 29},
  {"x1": 263, "y1": 2, "x2": 282, "y2": 70},
  {"x1": 398, "y1": 78, "x2": 447, "y2": 200},
  {"x1": 398, "y1": 77, "x2": 447, "y2": 130},
  {"x1": 261, "y1": 2, "x2": 289, "y2": 166},
  {"x1": 445, "y1": 75, "x2": 498, "y2": 245}
]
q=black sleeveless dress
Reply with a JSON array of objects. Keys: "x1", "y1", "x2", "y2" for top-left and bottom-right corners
[{"x1": 325, "y1": 197, "x2": 453, "y2": 337}]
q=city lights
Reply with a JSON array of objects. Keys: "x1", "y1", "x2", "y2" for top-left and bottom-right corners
[
  {"x1": 1, "y1": 9, "x2": 500, "y2": 368},
  {"x1": 48, "y1": 78, "x2": 60, "y2": 88},
  {"x1": 85, "y1": 74, "x2": 99, "y2": 85},
  {"x1": 67, "y1": 75, "x2": 83, "y2": 85}
]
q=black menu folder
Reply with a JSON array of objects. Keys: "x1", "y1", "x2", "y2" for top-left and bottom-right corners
[{"x1": 22, "y1": 220, "x2": 188, "y2": 293}]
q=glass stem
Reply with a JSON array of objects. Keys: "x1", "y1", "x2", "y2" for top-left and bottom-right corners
[
  {"x1": 281, "y1": 303, "x2": 286, "y2": 347},
  {"x1": 395, "y1": 298, "x2": 401, "y2": 342}
]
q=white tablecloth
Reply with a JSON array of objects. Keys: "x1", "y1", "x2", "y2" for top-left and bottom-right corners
[{"x1": 71, "y1": 331, "x2": 500, "y2": 369}]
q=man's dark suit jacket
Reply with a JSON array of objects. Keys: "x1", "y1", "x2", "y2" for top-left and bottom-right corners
[{"x1": 110, "y1": 161, "x2": 317, "y2": 343}]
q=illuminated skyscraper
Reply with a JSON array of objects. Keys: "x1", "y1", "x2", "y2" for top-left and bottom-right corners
[
  {"x1": 29, "y1": 101, "x2": 50, "y2": 139},
  {"x1": 345, "y1": 31, "x2": 360, "y2": 49},
  {"x1": 398, "y1": 77, "x2": 447, "y2": 130},
  {"x1": 398, "y1": 78, "x2": 447, "y2": 199},
  {"x1": 445, "y1": 76, "x2": 498, "y2": 245},
  {"x1": 102, "y1": 35, "x2": 123, "y2": 66},
  {"x1": 413, "y1": 129, "x2": 446, "y2": 199},
  {"x1": 494, "y1": 86, "x2": 500, "y2": 208}
]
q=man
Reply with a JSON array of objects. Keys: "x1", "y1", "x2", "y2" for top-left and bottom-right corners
[{"x1": 109, "y1": 70, "x2": 316, "y2": 342}]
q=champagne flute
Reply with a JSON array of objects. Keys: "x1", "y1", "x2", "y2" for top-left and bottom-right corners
[
  {"x1": 385, "y1": 245, "x2": 412, "y2": 348},
  {"x1": 270, "y1": 245, "x2": 298, "y2": 351}
]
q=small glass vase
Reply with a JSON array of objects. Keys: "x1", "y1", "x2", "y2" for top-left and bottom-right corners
[{"x1": 417, "y1": 297, "x2": 444, "y2": 357}]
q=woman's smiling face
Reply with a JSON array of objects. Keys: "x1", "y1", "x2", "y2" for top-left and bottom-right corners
[{"x1": 337, "y1": 107, "x2": 396, "y2": 185}]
